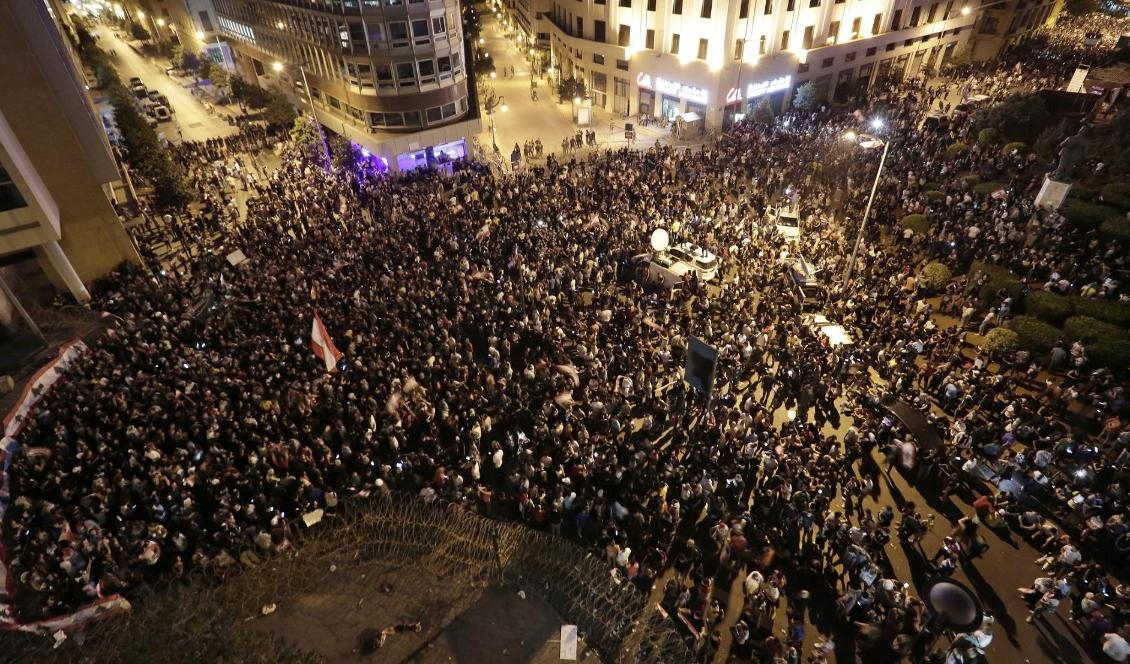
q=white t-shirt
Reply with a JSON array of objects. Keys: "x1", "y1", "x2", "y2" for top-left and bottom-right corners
[{"x1": 1103, "y1": 634, "x2": 1130, "y2": 662}]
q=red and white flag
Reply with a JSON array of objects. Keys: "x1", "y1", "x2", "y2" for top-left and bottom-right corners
[{"x1": 310, "y1": 314, "x2": 343, "y2": 372}]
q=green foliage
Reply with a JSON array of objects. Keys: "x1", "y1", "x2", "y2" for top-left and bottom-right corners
[
  {"x1": 960, "y1": 173, "x2": 981, "y2": 187},
  {"x1": 290, "y1": 115, "x2": 327, "y2": 167},
  {"x1": 170, "y1": 43, "x2": 184, "y2": 70},
  {"x1": 1001, "y1": 142, "x2": 1028, "y2": 157},
  {"x1": 1070, "y1": 296, "x2": 1130, "y2": 328},
  {"x1": 924, "y1": 190, "x2": 946, "y2": 204},
  {"x1": 1064, "y1": 0, "x2": 1098, "y2": 14},
  {"x1": 264, "y1": 93, "x2": 298, "y2": 127},
  {"x1": 944, "y1": 142, "x2": 970, "y2": 160},
  {"x1": 977, "y1": 127, "x2": 1001, "y2": 146},
  {"x1": 970, "y1": 261, "x2": 1023, "y2": 304},
  {"x1": 1101, "y1": 182, "x2": 1130, "y2": 212},
  {"x1": 197, "y1": 57, "x2": 217, "y2": 81},
  {"x1": 327, "y1": 133, "x2": 362, "y2": 174},
  {"x1": 750, "y1": 98, "x2": 775, "y2": 124},
  {"x1": 922, "y1": 261, "x2": 952, "y2": 287},
  {"x1": 972, "y1": 181, "x2": 1005, "y2": 197},
  {"x1": 1034, "y1": 121, "x2": 1071, "y2": 160},
  {"x1": 1087, "y1": 109, "x2": 1130, "y2": 176},
  {"x1": 130, "y1": 22, "x2": 151, "y2": 41},
  {"x1": 1098, "y1": 217, "x2": 1130, "y2": 245},
  {"x1": 1063, "y1": 316, "x2": 1126, "y2": 343},
  {"x1": 230, "y1": 77, "x2": 273, "y2": 109},
  {"x1": 95, "y1": 64, "x2": 119, "y2": 90},
  {"x1": 181, "y1": 51, "x2": 200, "y2": 72},
  {"x1": 1068, "y1": 185, "x2": 1099, "y2": 202},
  {"x1": 981, "y1": 327, "x2": 1019, "y2": 354},
  {"x1": 1010, "y1": 316, "x2": 1063, "y2": 354},
  {"x1": 974, "y1": 92, "x2": 1055, "y2": 144},
  {"x1": 1025, "y1": 290, "x2": 1073, "y2": 326},
  {"x1": 1060, "y1": 200, "x2": 1121, "y2": 231},
  {"x1": 556, "y1": 76, "x2": 586, "y2": 104},
  {"x1": 900, "y1": 214, "x2": 931, "y2": 234},
  {"x1": 1089, "y1": 338, "x2": 1130, "y2": 371},
  {"x1": 792, "y1": 81, "x2": 821, "y2": 111}
]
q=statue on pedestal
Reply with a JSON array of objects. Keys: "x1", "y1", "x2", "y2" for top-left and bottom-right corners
[{"x1": 1052, "y1": 126, "x2": 1091, "y2": 182}]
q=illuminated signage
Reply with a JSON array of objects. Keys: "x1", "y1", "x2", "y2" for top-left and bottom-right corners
[
  {"x1": 725, "y1": 75, "x2": 792, "y2": 104},
  {"x1": 636, "y1": 72, "x2": 709, "y2": 104}
]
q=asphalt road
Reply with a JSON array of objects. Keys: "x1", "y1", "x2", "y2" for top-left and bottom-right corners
[{"x1": 91, "y1": 26, "x2": 238, "y2": 144}]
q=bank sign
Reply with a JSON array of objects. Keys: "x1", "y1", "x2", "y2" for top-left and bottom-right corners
[
  {"x1": 636, "y1": 72, "x2": 709, "y2": 104},
  {"x1": 725, "y1": 75, "x2": 792, "y2": 104}
]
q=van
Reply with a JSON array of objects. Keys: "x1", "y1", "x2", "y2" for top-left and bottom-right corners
[{"x1": 782, "y1": 256, "x2": 821, "y2": 311}]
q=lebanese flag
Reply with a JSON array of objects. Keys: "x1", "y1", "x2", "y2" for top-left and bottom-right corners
[{"x1": 310, "y1": 314, "x2": 343, "y2": 372}]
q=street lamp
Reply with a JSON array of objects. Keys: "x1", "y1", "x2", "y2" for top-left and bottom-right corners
[
  {"x1": 197, "y1": 30, "x2": 231, "y2": 72},
  {"x1": 274, "y1": 61, "x2": 331, "y2": 172},
  {"x1": 842, "y1": 123, "x2": 890, "y2": 282},
  {"x1": 482, "y1": 88, "x2": 507, "y2": 152}
]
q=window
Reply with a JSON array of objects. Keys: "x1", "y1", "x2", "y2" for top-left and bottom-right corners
[
  {"x1": 620, "y1": 0, "x2": 631, "y2": 6},
  {"x1": 845, "y1": 51, "x2": 856, "y2": 62},
  {"x1": 328, "y1": 96, "x2": 342, "y2": 109},
  {"x1": 763, "y1": 0, "x2": 771, "y2": 13},
  {"x1": 671, "y1": 33, "x2": 681, "y2": 53},
  {"x1": 866, "y1": 46, "x2": 877, "y2": 55},
  {"x1": 594, "y1": 53, "x2": 605, "y2": 64},
  {"x1": 697, "y1": 38, "x2": 708, "y2": 59},
  {"x1": 427, "y1": 106, "x2": 442, "y2": 123},
  {"x1": 672, "y1": 0, "x2": 682, "y2": 13},
  {"x1": 647, "y1": 0, "x2": 656, "y2": 10},
  {"x1": 396, "y1": 62, "x2": 416, "y2": 85},
  {"x1": 928, "y1": 3, "x2": 938, "y2": 22},
  {"x1": 0, "y1": 165, "x2": 26, "y2": 212},
  {"x1": 389, "y1": 21, "x2": 408, "y2": 46},
  {"x1": 829, "y1": 20, "x2": 839, "y2": 43},
  {"x1": 787, "y1": 0, "x2": 794, "y2": 10},
  {"x1": 821, "y1": 56, "x2": 833, "y2": 68},
  {"x1": 592, "y1": 72, "x2": 608, "y2": 91},
  {"x1": 802, "y1": 25, "x2": 813, "y2": 49},
  {"x1": 890, "y1": 9, "x2": 901, "y2": 30},
  {"x1": 618, "y1": 24, "x2": 630, "y2": 47},
  {"x1": 368, "y1": 111, "x2": 384, "y2": 127},
  {"x1": 376, "y1": 63, "x2": 395, "y2": 89},
  {"x1": 646, "y1": 28, "x2": 655, "y2": 48},
  {"x1": 797, "y1": 62, "x2": 809, "y2": 73},
  {"x1": 885, "y1": 42, "x2": 895, "y2": 50},
  {"x1": 198, "y1": 10, "x2": 214, "y2": 32},
  {"x1": 368, "y1": 21, "x2": 385, "y2": 44},
  {"x1": 418, "y1": 58, "x2": 435, "y2": 83},
  {"x1": 438, "y1": 55, "x2": 453, "y2": 78},
  {"x1": 808, "y1": 0, "x2": 819, "y2": 7},
  {"x1": 616, "y1": 58, "x2": 629, "y2": 70},
  {"x1": 403, "y1": 110, "x2": 421, "y2": 127},
  {"x1": 701, "y1": 0, "x2": 712, "y2": 18},
  {"x1": 432, "y1": 16, "x2": 447, "y2": 35},
  {"x1": 595, "y1": 20, "x2": 606, "y2": 42},
  {"x1": 872, "y1": 13, "x2": 882, "y2": 35},
  {"x1": 412, "y1": 18, "x2": 429, "y2": 44},
  {"x1": 739, "y1": 0, "x2": 749, "y2": 17},
  {"x1": 734, "y1": 39, "x2": 745, "y2": 60},
  {"x1": 759, "y1": 34, "x2": 766, "y2": 54},
  {"x1": 851, "y1": 17, "x2": 861, "y2": 37},
  {"x1": 910, "y1": 6, "x2": 921, "y2": 26},
  {"x1": 577, "y1": 17, "x2": 583, "y2": 36},
  {"x1": 780, "y1": 29, "x2": 789, "y2": 50}
]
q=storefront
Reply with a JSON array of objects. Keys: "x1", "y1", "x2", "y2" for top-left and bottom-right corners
[
  {"x1": 637, "y1": 72, "x2": 709, "y2": 121},
  {"x1": 722, "y1": 74, "x2": 793, "y2": 125},
  {"x1": 395, "y1": 138, "x2": 467, "y2": 172}
]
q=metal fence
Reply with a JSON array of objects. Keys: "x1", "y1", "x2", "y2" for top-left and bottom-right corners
[{"x1": 12, "y1": 494, "x2": 691, "y2": 664}]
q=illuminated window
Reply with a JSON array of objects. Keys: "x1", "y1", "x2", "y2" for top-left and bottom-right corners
[
  {"x1": 851, "y1": 17, "x2": 861, "y2": 37},
  {"x1": 829, "y1": 20, "x2": 839, "y2": 43},
  {"x1": 697, "y1": 38, "x2": 708, "y2": 59}
]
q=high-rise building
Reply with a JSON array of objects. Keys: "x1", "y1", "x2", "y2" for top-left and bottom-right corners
[
  {"x1": 212, "y1": 0, "x2": 482, "y2": 171},
  {"x1": 532, "y1": 0, "x2": 1062, "y2": 128},
  {"x1": 0, "y1": 0, "x2": 140, "y2": 320}
]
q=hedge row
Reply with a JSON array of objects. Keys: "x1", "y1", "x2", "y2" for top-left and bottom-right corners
[
  {"x1": 1010, "y1": 316, "x2": 1061, "y2": 354},
  {"x1": 1023, "y1": 291, "x2": 1130, "y2": 328},
  {"x1": 900, "y1": 214, "x2": 931, "y2": 234},
  {"x1": 970, "y1": 261, "x2": 1023, "y2": 304},
  {"x1": 1060, "y1": 200, "x2": 1122, "y2": 231},
  {"x1": 1009, "y1": 314, "x2": 1130, "y2": 371}
]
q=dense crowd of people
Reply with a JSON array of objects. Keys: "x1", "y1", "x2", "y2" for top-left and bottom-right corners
[{"x1": 1, "y1": 10, "x2": 1129, "y2": 664}]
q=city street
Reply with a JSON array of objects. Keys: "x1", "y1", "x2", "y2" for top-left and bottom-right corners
[{"x1": 91, "y1": 26, "x2": 238, "y2": 144}]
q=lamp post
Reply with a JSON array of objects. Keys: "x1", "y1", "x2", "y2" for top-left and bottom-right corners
[
  {"x1": 196, "y1": 30, "x2": 230, "y2": 72},
  {"x1": 482, "y1": 88, "x2": 507, "y2": 152},
  {"x1": 843, "y1": 120, "x2": 890, "y2": 282},
  {"x1": 275, "y1": 61, "x2": 331, "y2": 172}
]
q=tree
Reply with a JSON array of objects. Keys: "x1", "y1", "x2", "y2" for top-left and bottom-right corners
[
  {"x1": 170, "y1": 43, "x2": 184, "y2": 70},
  {"x1": 974, "y1": 92, "x2": 1054, "y2": 144},
  {"x1": 556, "y1": 76, "x2": 586, "y2": 103},
  {"x1": 264, "y1": 92, "x2": 298, "y2": 127},
  {"x1": 792, "y1": 81, "x2": 820, "y2": 111},
  {"x1": 197, "y1": 57, "x2": 217, "y2": 81},
  {"x1": 230, "y1": 77, "x2": 272, "y2": 109},
  {"x1": 290, "y1": 115, "x2": 327, "y2": 167},
  {"x1": 130, "y1": 22, "x2": 151, "y2": 41},
  {"x1": 750, "y1": 98, "x2": 775, "y2": 124},
  {"x1": 327, "y1": 133, "x2": 362, "y2": 175}
]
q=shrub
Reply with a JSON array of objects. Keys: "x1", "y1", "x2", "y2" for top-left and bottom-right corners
[
  {"x1": 1067, "y1": 185, "x2": 1099, "y2": 202},
  {"x1": 1071, "y1": 296, "x2": 1130, "y2": 327},
  {"x1": 924, "y1": 190, "x2": 946, "y2": 204},
  {"x1": 972, "y1": 181, "x2": 1005, "y2": 197},
  {"x1": 922, "y1": 261, "x2": 952, "y2": 287},
  {"x1": 960, "y1": 174, "x2": 981, "y2": 187},
  {"x1": 1098, "y1": 217, "x2": 1130, "y2": 244},
  {"x1": 1010, "y1": 316, "x2": 1062, "y2": 354},
  {"x1": 945, "y1": 142, "x2": 970, "y2": 160},
  {"x1": 900, "y1": 214, "x2": 931, "y2": 234},
  {"x1": 982, "y1": 327, "x2": 1019, "y2": 354},
  {"x1": 970, "y1": 261, "x2": 1023, "y2": 304},
  {"x1": 1025, "y1": 291, "x2": 1073, "y2": 326},
  {"x1": 977, "y1": 127, "x2": 1001, "y2": 146},
  {"x1": 1063, "y1": 316, "x2": 1126, "y2": 343},
  {"x1": 1089, "y1": 338, "x2": 1130, "y2": 371},
  {"x1": 1001, "y1": 141, "x2": 1028, "y2": 157},
  {"x1": 1101, "y1": 182, "x2": 1130, "y2": 212},
  {"x1": 1060, "y1": 200, "x2": 1121, "y2": 231}
]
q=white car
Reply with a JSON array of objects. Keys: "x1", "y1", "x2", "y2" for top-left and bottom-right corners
[
  {"x1": 802, "y1": 313, "x2": 854, "y2": 347},
  {"x1": 640, "y1": 242, "x2": 720, "y2": 288},
  {"x1": 767, "y1": 204, "x2": 802, "y2": 241}
]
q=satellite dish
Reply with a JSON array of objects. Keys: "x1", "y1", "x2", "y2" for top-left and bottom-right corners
[
  {"x1": 650, "y1": 228, "x2": 669, "y2": 252},
  {"x1": 923, "y1": 578, "x2": 983, "y2": 632}
]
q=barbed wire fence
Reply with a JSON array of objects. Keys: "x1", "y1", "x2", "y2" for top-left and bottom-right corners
[{"x1": 8, "y1": 494, "x2": 692, "y2": 664}]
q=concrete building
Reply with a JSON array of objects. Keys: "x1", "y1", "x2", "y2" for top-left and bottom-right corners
[
  {"x1": 212, "y1": 0, "x2": 482, "y2": 171},
  {"x1": 0, "y1": 0, "x2": 140, "y2": 321},
  {"x1": 525, "y1": 0, "x2": 1062, "y2": 128}
]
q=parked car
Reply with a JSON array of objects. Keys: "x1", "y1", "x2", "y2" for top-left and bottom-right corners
[
  {"x1": 132, "y1": 84, "x2": 148, "y2": 100},
  {"x1": 147, "y1": 89, "x2": 163, "y2": 103},
  {"x1": 129, "y1": 77, "x2": 143, "y2": 88},
  {"x1": 153, "y1": 105, "x2": 172, "y2": 122}
]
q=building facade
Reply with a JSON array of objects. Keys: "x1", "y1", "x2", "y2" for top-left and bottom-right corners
[
  {"x1": 0, "y1": 0, "x2": 140, "y2": 315},
  {"x1": 213, "y1": 0, "x2": 481, "y2": 171},
  {"x1": 533, "y1": 0, "x2": 1062, "y2": 128}
]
